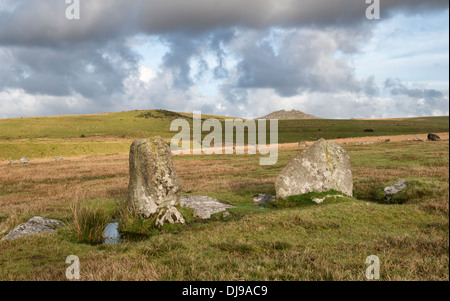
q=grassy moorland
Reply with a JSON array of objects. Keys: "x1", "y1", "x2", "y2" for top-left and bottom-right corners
[
  {"x1": 0, "y1": 139, "x2": 448, "y2": 280},
  {"x1": 0, "y1": 110, "x2": 448, "y2": 160}
]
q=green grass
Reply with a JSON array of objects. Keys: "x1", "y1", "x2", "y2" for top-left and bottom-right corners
[
  {"x1": 0, "y1": 141, "x2": 131, "y2": 160},
  {"x1": 0, "y1": 134, "x2": 448, "y2": 280},
  {"x1": 0, "y1": 110, "x2": 448, "y2": 159},
  {"x1": 67, "y1": 202, "x2": 111, "y2": 245}
]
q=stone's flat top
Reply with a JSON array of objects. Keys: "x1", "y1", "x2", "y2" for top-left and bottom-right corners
[
  {"x1": 2, "y1": 216, "x2": 65, "y2": 241},
  {"x1": 181, "y1": 196, "x2": 234, "y2": 219}
]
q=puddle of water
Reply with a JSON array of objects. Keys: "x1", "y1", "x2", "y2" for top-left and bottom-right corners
[{"x1": 103, "y1": 222, "x2": 121, "y2": 245}]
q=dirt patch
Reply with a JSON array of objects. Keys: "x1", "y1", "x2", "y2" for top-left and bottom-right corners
[{"x1": 276, "y1": 132, "x2": 449, "y2": 151}]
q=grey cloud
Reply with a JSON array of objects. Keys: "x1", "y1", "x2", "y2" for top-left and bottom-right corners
[
  {"x1": 0, "y1": 0, "x2": 448, "y2": 46},
  {"x1": 385, "y1": 77, "x2": 444, "y2": 100},
  {"x1": 0, "y1": 39, "x2": 140, "y2": 98},
  {"x1": 229, "y1": 27, "x2": 377, "y2": 97},
  {"x1": 0, "y1": 0, "x2": 448, "y2": 119}
]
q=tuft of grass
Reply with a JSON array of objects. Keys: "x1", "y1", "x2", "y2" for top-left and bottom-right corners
[
  {"x1": 117, "y1": 200, "x2": 158, "y2": 238},
  {"x1": 69, "y1": 202, "x2": 111, "y2": 244}
]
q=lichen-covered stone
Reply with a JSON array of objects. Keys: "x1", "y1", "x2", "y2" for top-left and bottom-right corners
[
  {"x1": 2, "y1": 216, "x2": 65, "y2": 241},
  {"x1": 180, "y1": 196, "x2": 234, "y2": 219},
  {"x1": 127, "y1": 137, "x2": 184, "y2": 226},
  {"x1": 275, "y1": 139, "x2": 353, "y2": 199}
]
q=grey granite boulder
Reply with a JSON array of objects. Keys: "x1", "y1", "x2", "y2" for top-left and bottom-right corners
[
  {"x1": 276, "y1": 138, "x2": 353, "y2": 199},
  {"x1": 384, "y1": 180, "x2": 407, "y2": 202},
  {"x1": 298, "y1": 141, "x2": 307, "y2": 147},
  {"x1": 8, "y1": 160, "x2": 17, "y2": 165},
  {"x1": 54, "y1": 157, "x2": 65, "y2": 162},
  {"x1": 180, "y1": 196, "x2": 234, "y2": 219},
  {"x1": 127, "y1": 137, "x2": 184, "y2": 226},
  {"x1": 253, "y1": 194, "x2": 276, "y2": 205},
  {"x1": 2, "y1": 216, "x2": 65, "y2": 241}
]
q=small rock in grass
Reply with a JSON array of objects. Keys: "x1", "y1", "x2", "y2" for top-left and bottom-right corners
[
  {"x1": 19, "y1": 157, "x2": 30, "y2": 164},
  {"x1": 312, "y1": 195, "x2": 344, "y2": 204},
  {"x1": 1, "y1": 216, "x2": 65, "y2": 241},
  {"x1": 253, "y1": 194, "x2": 276, "y2": 205},
  {"x1": 384, "y1": 180, "x2": 407, "y2": 202}
]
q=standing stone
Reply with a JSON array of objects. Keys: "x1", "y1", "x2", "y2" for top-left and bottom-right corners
[
  {"x1": 276, "y1": 138, "x2": 353, "y2": 199},
  {"x1": 427, "y1": 133, "x2": 440, "y2": 141},
  {"x1": 384, "y1": 180, "x2": 407, "y2": 202},
  {"x1": 127, "y1": 137, "x2": 184, "y2": 226}
]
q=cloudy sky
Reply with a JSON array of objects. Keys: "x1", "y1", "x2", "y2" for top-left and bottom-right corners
[{"x1": 0, "y1": 0, "x2": 448, "y2": 119}]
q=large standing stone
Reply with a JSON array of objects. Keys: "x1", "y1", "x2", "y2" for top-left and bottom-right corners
[
  {"x1": 275, "y1": 139, "x2": 353, "y2": 199},
  {"x1": 1, "y1": 216, "x2": 65, "y2": 241},
  {"x1": 127, "y1": 137, "x2": 184, "y2": 226}
]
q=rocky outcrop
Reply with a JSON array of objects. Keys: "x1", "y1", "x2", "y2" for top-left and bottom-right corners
[
  {"x1": 127, "y1": 137, "x2": 184, "y2": 226},
  {"x1": 276, "y1": 139, "x2": 353, "y2": 199},
  {"x1": 180, "y1": 196, "x2": 234, "y2": 219},
  {"x1": 258, "y1": 109, "x2": 320, "y2": 120},
  {"x1": 2, "y1": 216, "x2": 65, "y2": 241}
]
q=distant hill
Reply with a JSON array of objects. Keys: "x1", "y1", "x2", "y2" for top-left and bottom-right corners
[{"x1": 258, "y1": 109, "x2": 321, "y2": 120}]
